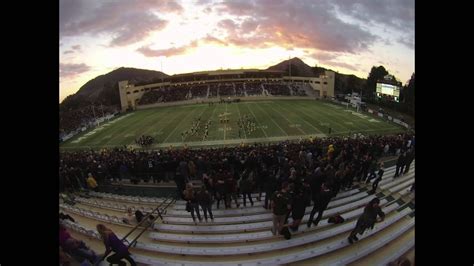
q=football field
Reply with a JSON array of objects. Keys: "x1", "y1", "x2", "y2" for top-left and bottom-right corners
[{"x1": 60, "y1": 100, "x2": 405, "y2": 150}]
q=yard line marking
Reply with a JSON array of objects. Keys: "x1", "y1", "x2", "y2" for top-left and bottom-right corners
[
  {"x1": 236, "y1": 103, "x2": 247, "y2": 139},
  {"x1": 244, "y1": 103, "x2": 269, "y2": 138},
  {"x1": 224, "y1": 103, "x2": 228, "y2": 142},
  {"x1": 162, "y1": 108, "x2": 196, "y2": 144},
  {"x1": 254, "y1": 103, "x2": 289, "y2": 136},
  {"x1": 183, "y1": 105, "x2": 208, "y2": 143},
  {"x1": 266, "y1": 103, "x2": 307, "y2": 135},
  {"x1": 273, "y1": 102, "x2": 323, "y2": 135}
]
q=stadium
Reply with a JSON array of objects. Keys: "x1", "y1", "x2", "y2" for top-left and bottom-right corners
[
  {"x1": 60, "y1": 69, "x2": 408, "y2": 150},
  {"x1": 59, "y1": 1, "x2": 415, "y2": 265}
]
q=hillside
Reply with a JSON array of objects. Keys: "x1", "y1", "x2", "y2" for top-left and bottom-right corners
[
  {"x1": 61, "y1": 67, "x2": 168, "y2": 109},
  {"x1": 267, "y1": 57, "x2": 366, "y2": 94}
]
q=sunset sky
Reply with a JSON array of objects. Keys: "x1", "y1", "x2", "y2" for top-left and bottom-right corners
[{"x1": 59, "y1": 0, "x2": 414, "y2": 103}]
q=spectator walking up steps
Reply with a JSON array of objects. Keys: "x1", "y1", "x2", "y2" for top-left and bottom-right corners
[
  {"x1": 183, "y1": 183, "x2": 202, "y2": 223},
  {"x1": 288, "y1": 188, "x2": 306, "y2": 232},
  {"x1": 96, "y1": 224, "x2": 137, "y2": 266},
  {"x1": 197, "y1": 185, "x2": 214, "y2": 222},
  {"x1": 394, "y1": 152, "x2": 406, "y2": 178},
  {"x1": 347, "y1": 198, "x2": 385, "y2": 244},
  {"x1": 404, "y1": 148, "x2": 415, "y2": 174},
  {"x1": 370, "y1": 162, "x2": 385, "y2": 194},
  {"x1": 271, "y1": 182, "x2": 291, "y2": 236},
  {"x1": 307, "y1": 182, "x2": 333, "y2": 228}
]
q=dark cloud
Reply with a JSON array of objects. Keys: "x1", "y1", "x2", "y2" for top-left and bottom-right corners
[
  {"x1": 137, "y1": 41, "x2": 198, "y2": 57},
  {"x1": 333, "y1": 0, "x2": 414, "y2": 33},
  {"x1": 202, "y1": 35, "x2": 228, "y2": 46},
  {"x1": 325, "y1": 61, "x2": 359, "y2": 72},
  {"x1": 63, "y1": 50, "x2": 74, "y2": 55},
  {"x1": 60, "y1": 63, "x2": 91, "y2": 78},
  {"x1": 72, "y1": 45, "x2": 81, "y2": 50},
  {"x1": 60, "y1": 0, "x2": 181, "y2": 46},
  {"x1": 397, "y1": 35, "x2": 414, "y2": 49},
  {"x1": 215, "y1": 0, "x2": 377, "y2": 53}
]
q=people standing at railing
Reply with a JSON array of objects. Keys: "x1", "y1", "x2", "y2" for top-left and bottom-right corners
[
  {"x1": 183, "y1": 183, "x2": 202, "y2": 223},
  {"x1": 96, "y1": 224, "x2": 137, "y2": 266},
  {"x1": 197, "y1": 185, "x2": 214, "y2": 222},
  {"x1": 347, "y1": 197, "x2": 385, "y2": 244}
]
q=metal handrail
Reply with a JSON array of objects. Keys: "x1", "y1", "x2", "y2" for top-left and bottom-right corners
[{"x1": 128, "y1": 196, "x2": 176, "y2": 248}]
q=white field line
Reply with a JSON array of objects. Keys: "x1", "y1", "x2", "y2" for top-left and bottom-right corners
[
  {"x1": 236, "y1": 103, "x2": 247, "y2": 139},
  {"x1": 278, "y1": 102, "x2": 325, "y2": 134},
  {"x1": 162, "y1": 108, "x2": 196, "y2": 143},
  {"x1": 244, "y1": 103, "x2": 269, "y2": 138},
  {"x1": 253, "y1": 103, "x2": 288, "y2": 136}
]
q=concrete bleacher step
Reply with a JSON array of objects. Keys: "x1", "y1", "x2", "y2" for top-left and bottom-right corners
[
  {"x1": 149, "y1": 198, "x2": 400, "y2": 244},
  {"x1": 164, "y1": 172, "x2": 414, "y2": 225},
  {"x1": 61, "y1": 170, "x2": 414, "y2": 237},
  {"x1": 131, "y1": 208, "x2": 414, "y2": 265},
  {"x1": 66, "y1": 202, "x2": 409, "y2": 258},
  {"x1": 348, "y1": 228, "x2": 414, "y2": 266},
  {"x1": 297, "y1": 213, "x2": 414, "y2": 266},
  {"x1": 63, "y1": 169, "x2": 414, "y2": 265}
]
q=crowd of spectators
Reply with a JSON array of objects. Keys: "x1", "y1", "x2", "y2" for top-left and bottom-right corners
[
  {"x1": 190, "y1": 84, "x2": 208, "y2": 98},
  {"x1": 235, "y1": 83, "x2": 246, "y2": 96},
  {"x1": 264, "y1": 83, "x2": 291, "y2": 96},
  {"x1": 136, "y1": 81, "x2": 313, "y2": 106},
  {"x1": 208, "y1": 84, "x2": 219, "y2": 98},
  {"x1": 245, "y1": 82, "x2": 264, "y2": 96},
  {"x1": 60, "y1": 105, "x2": 117, "y2": 135},
  {"x1": 60, "y1": 133, "x2": 414, "y2": 199},
  {"x1": 218, "y1": 83, "x2": 235, "y2": 96},
  {"x1": 290, "y1": 84, "x2": 309, "y2": 96}
]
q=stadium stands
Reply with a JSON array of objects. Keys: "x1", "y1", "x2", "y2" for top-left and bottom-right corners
[{"x1": 60, "y1": 160, "x2": 414, "y2": 265}]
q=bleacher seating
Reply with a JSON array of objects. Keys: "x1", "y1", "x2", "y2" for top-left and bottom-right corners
[{"x1": 60, "y1": 161, "x2": 414, "y2": 265}]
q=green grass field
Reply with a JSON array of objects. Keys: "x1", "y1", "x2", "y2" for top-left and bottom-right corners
[{"x1": 60, "y1": 99, "x2": 405, "y2": 150}]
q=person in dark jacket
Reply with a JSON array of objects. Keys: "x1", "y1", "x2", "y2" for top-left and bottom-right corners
[
  {"x1": 403, "y1": 149, "x2": 415, "y2": 174},
  {"x1": 240, "y1": 175, "x2": 254, "y2": 207},
  {"x1": 394, "y1": 152, "x2": 406, "y2": 178},
  {"x1": 183, "y1": 183, "x2": 202, "y2": 223},
  {"x1": 197, "y1": 185, "x2": 214, "y2": 222},
  {"x1": 370, "y1": 162, "x2": 385, "y2": 194},
  {"x1": 224, "y1": 174, "x2": 240, "y2": 208},
  {"x1": 288, "y1": 189, "x2": 306, "y2": 231},
  {"x1": 263, "y1": 169, "x2": 277, "y2": 209},
  {"x1": 347, "y1": 197, "x2": 385, "y2": 244},
  {"x1": 307, "y1": 182, "x2": 332, "y2": 228}
]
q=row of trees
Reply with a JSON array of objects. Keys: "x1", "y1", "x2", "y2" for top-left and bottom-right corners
[{"x1": 334, "y1": 66, "x2": 414, "y2": 117}]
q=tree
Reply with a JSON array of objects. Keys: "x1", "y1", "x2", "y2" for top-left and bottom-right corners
[{"x1": 365, "y1": 66, "x2": 388, "y2": 99}]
